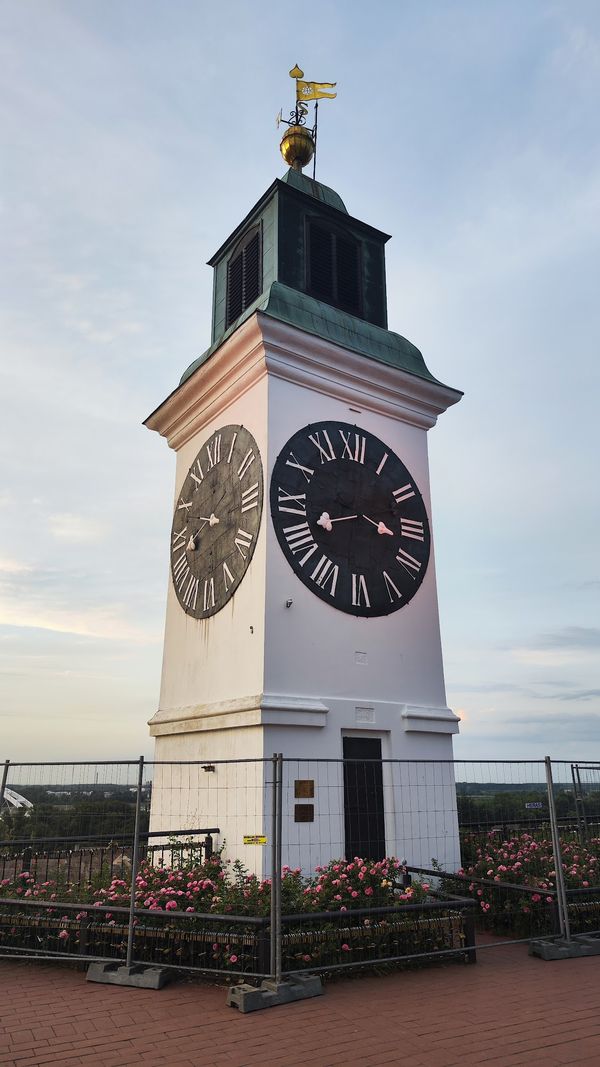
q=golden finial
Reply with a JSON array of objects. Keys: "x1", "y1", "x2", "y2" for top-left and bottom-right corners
[{"x1": 278, "y1": 64, "x2": 337, "y2": 175}]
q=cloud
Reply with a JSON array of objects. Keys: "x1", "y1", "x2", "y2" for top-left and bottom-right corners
[
  {"x1": 0, "y1": 601, "x2": 158, "y2": 644},
  {"x1": 454, "y1": 682, "x2": 532, "y2": 695},
  {"x1": 0, "y1": 562, "x2": 160, "y2": 644},
  {"x1": 509, "y1": 627, "x2": 600, "y2": 666},
  {"x1": 536, "y1": 627, "x2": 600, "y2": 650},
  {"x1": 502, "y1": 712, "x2": 600, "y2": 743},
  {"x1": 546, "y1": 689, "x2": 600, "y2": 703},
  {"x1": 0, "y1": 557, "x2": 33, "y2": 574},
  {"x1": 47, "y1": 513, "x2": 107, "y2": 544}
]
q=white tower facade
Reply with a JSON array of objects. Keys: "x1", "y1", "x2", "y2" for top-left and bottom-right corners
[{"x1": 146, "y1": 170, "x2": 462, "y2": 875}]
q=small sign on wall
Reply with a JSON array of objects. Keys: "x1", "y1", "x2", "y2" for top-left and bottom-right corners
[
  {"x1": 294, "y1": 804, "x2": 314, "y2": 823},
  {"x1": 294, "y1": 779, "x2": 315, "y2": 798},
  {"x1": 243, "y1": 835, "x2": 267, "y2": 845}
]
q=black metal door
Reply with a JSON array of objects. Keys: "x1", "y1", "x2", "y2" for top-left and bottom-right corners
[{"x1": 343, "y1": 736, "x2": 385, "y2": 861}]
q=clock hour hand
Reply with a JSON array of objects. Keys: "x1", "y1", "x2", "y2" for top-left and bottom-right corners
[
  {"x1": 317, "y1": 511, "x2": 358, "y2": 533},
  {"x1": 187, "y1": 513, "x2": 219, "y2": 551},
  {"x1": 362, "y1": 514, "x2": 394, "y2": 536}
]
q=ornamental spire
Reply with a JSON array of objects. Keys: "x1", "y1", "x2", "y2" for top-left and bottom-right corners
[{"x1": 277, "y1": 64, "x2": 337, "y2": 176}]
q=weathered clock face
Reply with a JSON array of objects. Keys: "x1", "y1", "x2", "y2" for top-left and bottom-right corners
[
  {"x1": 171, "y1": 424, "x2": 263, "y2": 619},
  {"x1": 270, "y1": 421, "x2": 430, "y2": 617}
]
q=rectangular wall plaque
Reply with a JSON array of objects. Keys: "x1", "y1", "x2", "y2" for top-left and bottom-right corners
[
  {"x1": 294, "y1": 779, "x2": 315, "y2": 798},
  {"x1": 294, "y1": 804, "x2": 314, "y2": 823},
  {"x1": 355, "y1": 705, "x2": 375, "y2": 723}
]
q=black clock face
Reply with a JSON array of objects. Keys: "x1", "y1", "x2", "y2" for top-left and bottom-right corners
[
  {"x1": 171, "y1": 424, "x2": 263, "y2": 619},
  {"x1": 270, "y1": 421, "x2": 430, "y2": 617}
]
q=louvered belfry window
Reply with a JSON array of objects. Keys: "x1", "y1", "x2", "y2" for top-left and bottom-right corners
[
  {"x1": 226, "y1": 226, "x2": 261, "y2": 328},
  {"x1": 308, "y1": 222, "x2": 361, "y2": 315}
]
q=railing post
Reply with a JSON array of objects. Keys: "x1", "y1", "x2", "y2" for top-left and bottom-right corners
[
  {"x1": 0, "y1": 759, "x2": 10, "y2": 810},
  {"x1": 464, "y1": 905, "x2": 477, "y2": 964},
  {"x1": 269, "y1": 753, "x2": 278, "y2": 981},
  {"x1": 125, "y1": 756, "x2": 145, "y2": 969},
  {"x1": 275, "y1": 753, "x2": 283, "y2": 985},
  {"x1": 545, "y1": 756, "x2": 571, "y2": 942}
]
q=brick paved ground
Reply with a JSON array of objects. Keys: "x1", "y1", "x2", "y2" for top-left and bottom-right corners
[{"x1": 2, "y1": 939, "x2": 600, "y2": 1067}]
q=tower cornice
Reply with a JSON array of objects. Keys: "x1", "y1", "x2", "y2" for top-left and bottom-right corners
[{"x1": 144, "y1": 312, "x2": 462, "y2": 451}]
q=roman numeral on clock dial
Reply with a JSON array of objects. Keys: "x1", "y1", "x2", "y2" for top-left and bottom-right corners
[
  {"x1": 183, "y1": 575, "x2": 199, "y2": 610},
  {"x1": 235, "y1": 528, "x2": 254, "y2": 559},
  {"x1": 400, "y1": 518, "x2": 424, "y2": 541},
  {"x1": 395, "y1": 547, "x2": 421, "y2": 577},
  {"x1": 237, "y1": 449, "x2": 255, "y2": 480},
  {"x1": 277, "y1": 488, "x2": 307, "y2": 516},
  {"x1": 205, "y1": 434, "x2": 221, "y2": 470},
  {"x1": 241, "y1": 483, "x2": 260, "y2": 512},
  {"x1": 285, "y1": 452, "x2": 314, "y2": 482},
  {"x1": 308, "y1": 430, "x2": 336, "y2": 464},
  {"x1": 392, "y1": 483, "x2": 415, "y2": 504},
  {"x1": 203, "y1": 578, "x2": 215, "y2": 612},
  {"x1": 172, "y1": 527, "x2": 187, "y2": 551},
  {"x1": 310, "y1": 554, "x2": 339, "y2": 596},
  {"x1": 283, "y1": 522, "x2": 318, "y2": 566},
  {"x1": 222, "y1": 561, "x2": 235, "y2": 592},
  {"x1": 382, "y1": 570, "x2": 402, "y2": 603},
  {"x1": 351, "y1": 573, "x2": 371, "y2": 609},
  {"x1": 339, "y1": 430, "x2": 366, "y2": 464}
]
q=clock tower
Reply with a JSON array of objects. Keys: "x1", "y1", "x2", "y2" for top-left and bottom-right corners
[{"x1": 146, "y1": 78, "x2": 462, "y2": 875}]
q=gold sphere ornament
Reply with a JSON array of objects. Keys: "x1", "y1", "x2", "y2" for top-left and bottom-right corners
[{"x1": 280, "y1": 125, "x2": 314, "y2": 171}]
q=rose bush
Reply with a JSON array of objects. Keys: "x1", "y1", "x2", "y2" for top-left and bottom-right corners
[
  {"x1": 0, "y1": 855, "x2": 436, "y2": 969},
  {"x1": 457, "y1": 832, "x2": 600, "y2": 936},
  {"x1": 0, "y1": 854, "x2": 429, "y2": 917}
]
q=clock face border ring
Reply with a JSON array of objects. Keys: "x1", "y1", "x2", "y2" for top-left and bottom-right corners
[
  {"x1": 269, "y1": 419, "x2": 431, "y2": 618},
  {"x1": 170, "y1": 423, "x2": 264, "y2": 620}
]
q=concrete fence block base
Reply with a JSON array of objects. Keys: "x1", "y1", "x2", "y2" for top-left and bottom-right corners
[
  {"x1": 86, "y1": 962, "x2": 173, "y2": 988},
  {"x1": 227, "y1": 974, "x2": 324, "y2": 1012},
  {"x1": 530, "y1": 934, "x2": 600, "y2": 960}
]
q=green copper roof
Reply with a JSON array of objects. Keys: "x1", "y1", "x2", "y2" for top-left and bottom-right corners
[
  {"x1": 179, "y1": 281, "x2": 442, "y2": 386},
  {"x1": 279, "y1": 169, "x2": 348, "y2": 213}
]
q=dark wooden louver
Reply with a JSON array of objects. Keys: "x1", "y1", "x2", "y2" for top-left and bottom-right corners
[
  {"x1": 308, "y1": 222, "x2": 361, "y2": 315},
  {"x1": 226, "y1": 228, "x2": 261, "y2": 328}
]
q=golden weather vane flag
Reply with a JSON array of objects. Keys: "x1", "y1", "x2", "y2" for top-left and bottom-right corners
[
  {"x1": 289, "y1": 64, "x2": 337, "y2": 102},
  {"x1": 296, "y1": 79, "x2": 337, "y2": 101}
]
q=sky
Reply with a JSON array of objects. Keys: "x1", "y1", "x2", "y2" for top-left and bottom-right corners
[{"x1": 1, "y1": 0, "x2": 599, "y2": 764}]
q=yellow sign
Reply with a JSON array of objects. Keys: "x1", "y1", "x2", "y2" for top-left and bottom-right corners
[{"x1": 243, "y1": 834, "x2": 267, "y2": 845}]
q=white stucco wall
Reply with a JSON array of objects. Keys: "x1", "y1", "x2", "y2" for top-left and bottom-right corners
[{"x1": 146, "y1": 314, "x2": 462, "y2": 875}]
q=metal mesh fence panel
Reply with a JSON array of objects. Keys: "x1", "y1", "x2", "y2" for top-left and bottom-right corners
[
  {"x1": 546, "y1": 760, "x2": 600, "y2": 937},
  {"x1": 0, "y1": 761, "x2": 144, "y2": 895},
  {"x1": 147, "y1": 759, "x2": 273, "y2": 879}
]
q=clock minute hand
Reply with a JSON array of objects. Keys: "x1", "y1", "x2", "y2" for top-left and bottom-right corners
[{"x1": 362, "y1": 514, "x2": 394, "y2": 536}]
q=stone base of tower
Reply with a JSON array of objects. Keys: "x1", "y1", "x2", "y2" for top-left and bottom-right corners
[{"x1": 148, "y1": 696, "x2": 461, "y2": 879}]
